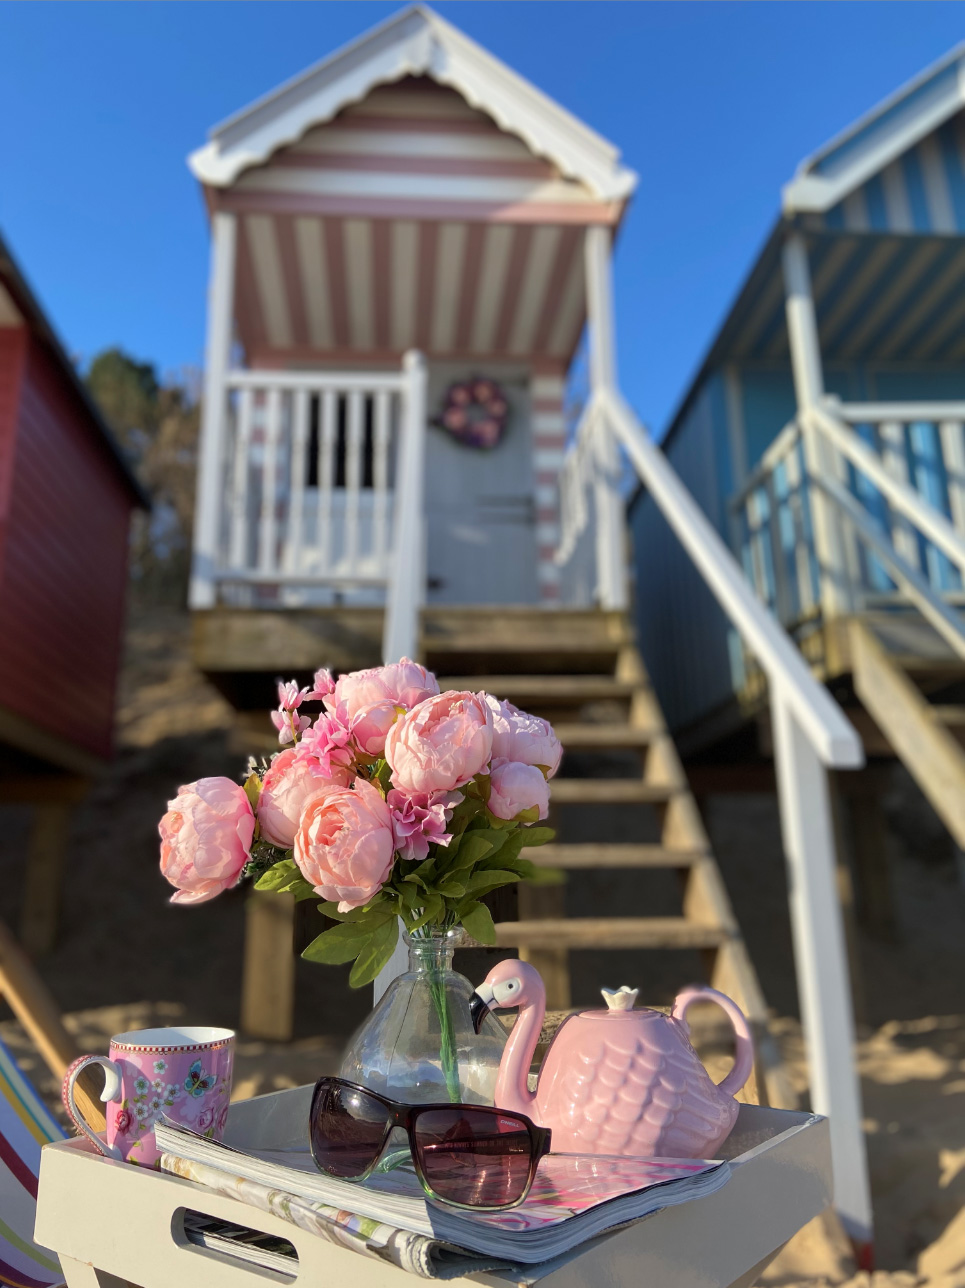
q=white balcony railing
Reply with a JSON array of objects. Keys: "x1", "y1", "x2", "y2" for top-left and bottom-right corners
[
  {"x1": 730, "y1": 398, "x2": 965, "y2": 659},
  {"x1": 191, "y1": 352, "x2": 428, "y2": 663}
]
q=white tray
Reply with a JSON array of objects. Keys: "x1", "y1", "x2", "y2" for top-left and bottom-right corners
[{"x1": 35, "y1": 1089, "x2": 831, "y2": 1288}]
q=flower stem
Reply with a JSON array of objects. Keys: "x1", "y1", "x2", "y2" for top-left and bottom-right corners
[{"x1": 425, "y1": 944, "x2": 460, "y2": 1104}]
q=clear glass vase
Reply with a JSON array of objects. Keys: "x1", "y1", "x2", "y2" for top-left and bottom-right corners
[{"x1": 339, "y1": 928, "x2": 506, "y2": 1104}]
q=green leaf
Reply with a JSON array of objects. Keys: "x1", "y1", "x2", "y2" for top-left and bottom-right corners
[
  {"x1": 243, "y1": 772, "x2": 263, "y2": 813},
  {"x1": 435, "y1": 877, "x2": 467, "y2": 898},
  {"x1": 409, "y1": 895, "x2": 444, "y2": 932},
  {"x1": 348, "y1": 918, "x2": 400, "y2": 988},
  {"x1": 461, "y1": 868, "x2": 521, "y2": 899},
  {"x1": 302, "y1": 921, "x2": 380, "y2": 964},
  {"x1": 460, "y1": 901, "x2": 497, "y2": 946},
  {"x1": 519, "y1": 826, "x2": 556, "y2": 847},
  {"x1": 254, "y1": 861, "x2": 316, "y2": 901},
  {"x1": 453, "y1": 833, "x2": 495, "y2": 867}
]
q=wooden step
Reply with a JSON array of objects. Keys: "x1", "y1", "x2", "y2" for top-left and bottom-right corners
[
  {"x1": 494, "y1": 917, "x2": 726, "y2": 950},
  {"x1": 549, "y1": 779, "x2": 674, "y2": 804},
  {"x1": 437, "y1": 676, "x2": 636, "y2": 701},
  {"x1": 932, "y1": 705, "x2": 965, "y2": 726},
  {"x1": 530, "y1": 843, "x2": 702, "y2": 869},
  {"x1": 555, "y1": 723, "x2": 655, "y2": 749}
]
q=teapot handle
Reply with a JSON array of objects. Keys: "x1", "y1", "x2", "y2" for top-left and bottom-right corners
[{"x1": 671, "y1": 986, "x2": 755, "y2": 1099}]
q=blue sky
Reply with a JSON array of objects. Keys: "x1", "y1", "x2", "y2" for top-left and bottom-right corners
[{"x1": 0, "y1": 2, "x2": 962, "y2": 435}]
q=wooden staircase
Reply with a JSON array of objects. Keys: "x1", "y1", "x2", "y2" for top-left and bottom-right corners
[
  {"x1": 426, "y1": 606, "x2": 787, "y2": 1106},
  {"x1": 849, "y1": 614, "x2": 965, "y2": 851}
]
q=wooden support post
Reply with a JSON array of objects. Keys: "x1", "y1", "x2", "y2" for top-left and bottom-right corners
[
  {"x1": 240, "y1": 891, "x2": 296, "y2": 1041},
  {"x1": 190, "y1": 209, "x2": 237, "y2": 610},
  {"x1": 782, "y1": 234, "x2": 854, "y2": 619},
  {"x1": 21, "y1": 801, "x2": 72, "y2": 956},
  {"x1": 584, "y1": 226, "x2": 628, "y2": 612},
  {"x1": 837, "y1": 769, "x2": 897, "y2": 944}
]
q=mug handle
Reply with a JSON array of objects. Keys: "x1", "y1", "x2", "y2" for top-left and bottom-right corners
[
  {"x1": 62, "y1": 1055, "x2": 124, "y2": 1159},
  {"x1": 671, "y1": 985, "x2": 755, "y2": 1099}
]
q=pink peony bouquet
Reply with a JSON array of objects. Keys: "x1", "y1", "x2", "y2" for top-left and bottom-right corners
[{"x1": 158, "y1": 659, "x2": 561, "y2": 986}]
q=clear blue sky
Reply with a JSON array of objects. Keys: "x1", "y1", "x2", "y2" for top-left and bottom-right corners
[{"x1": 1, "y1": 2, "x2": 962, "y2": 434}]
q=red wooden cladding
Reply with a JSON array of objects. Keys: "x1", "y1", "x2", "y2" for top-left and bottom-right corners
[{"x1": 0, "y1": 332, "x2": 132, "y2": 760}]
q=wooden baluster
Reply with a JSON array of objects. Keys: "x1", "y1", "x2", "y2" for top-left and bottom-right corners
[
  {"x1": 879, "y1": 419, "x2": 920, "y2": 570},
  {"x1": 318, "y1": 390, "x2": 337, "y2": 575},
  {"x1": 767, "y1": 472, "x2": 793, "y2": 625},
  {"x1": 285, "y1": 389, "x2": 310, "y2": 578},
  {"x1": 786, "y1": 440, "x2": 816, "y2": 616},
  {"x1": 372, "y1": 390, "x2": 392, "y2": 574},
  {"x1": 345, "y1": 390, "x2": 364, "y2": 576},
  {"x1": 939, "y1": 420, "x2": 965, "y2": 539},
  {"x1": 258, "y1": 388, "x2": 282, "y2": 575},
  {"x1": 229, "y1": 388, "x2": 253, "y2": 571}
]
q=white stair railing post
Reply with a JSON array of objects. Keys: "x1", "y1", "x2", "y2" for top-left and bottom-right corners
[
  {"x1": 190, "y1": 210, "x2": 237, "y2": 609},
  {"x1": 584, "y1": 226, "x2": 628, "y2": 611},
  {"x1": 382, "y1": 350, "x2": 427, "y2": 666},
  {"x1": 771, "y1": 693, "x2": 873, "y2": 1251},
  {"x1": 782, "y1": 233, "x2": 854, "y2": 619}
]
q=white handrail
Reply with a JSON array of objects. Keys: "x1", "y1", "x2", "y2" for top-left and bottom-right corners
[
  {"x1": 810, "y1": 401, "x2": 965, "y2": 577},
  {"x1": 836, "y1": 399, "x2": 965, "y2": 423},
  {"x1": 226, "y1": 369, "x2": 406, "y2": 393},
  {"x1": 600, "y1": 387, "x2": 864, "y2": 769},
  {"x1": 382, "y1": 351, "x2": 427, "y2": 665}
]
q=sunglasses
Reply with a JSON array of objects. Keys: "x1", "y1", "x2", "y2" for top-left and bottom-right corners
[{"x1": 309, "y1": 1077, "x2": 552, "y2": 1211}]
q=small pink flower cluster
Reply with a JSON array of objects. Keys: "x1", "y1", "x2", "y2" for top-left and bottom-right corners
[{"x1": 159, "y1": 660, "x2": 562, "y2": 915}]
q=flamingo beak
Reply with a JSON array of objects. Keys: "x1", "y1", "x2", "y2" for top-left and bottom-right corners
[{"x1": 470, "y1": 982, "x2": 495, "y2": 1034}]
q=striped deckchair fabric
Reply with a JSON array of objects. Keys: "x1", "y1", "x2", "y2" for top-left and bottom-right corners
[{"x1": 0, "y1": 1037, "x2": 64, "y2": 1288}]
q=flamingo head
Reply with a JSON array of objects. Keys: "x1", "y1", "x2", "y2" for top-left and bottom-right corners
[{"x1": 470, "y1": 959, "x2": 543, "y2": 1034}]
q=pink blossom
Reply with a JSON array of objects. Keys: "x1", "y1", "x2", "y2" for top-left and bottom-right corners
[
  {"x1": 485, "y1": 695, "x2": 563, "y2": 777},
  {"x1": 387, "y1": 788, "x2": 460, "y2": 863},
  {"x1": 296, "y1": 712, "x2": 355, "y2": 777},
  {"x1": 294, "y1": 779, "x2": 395, "y2": 912},
  {"x1": 115, "y1": 1108, "x2": 133, "y2": 1135},
  {"x1": 327, "y1": 660, "x2": 439, "y2": 726},
  {"x1": 385, "y1": 690, "x2": 493, "y2": 795},
  {"x1": 351, "y1": 700, "x2": 403, "y2": 757},
  {"x1": 159, "y1": 777, "x2": 254, "y2": 905},
  {"x1": 488, "y1": 758, "x2": 550, "y2": 822},
  {"x1": 271, "y1": 707, "x2": 312, "y2": 746},
  {"x1": 307, "y1": 667, "x2": 336, "y2": 701},
  {"x1": 277, "y1": 679, "x2": 309, "y2": 710},
  {"x1": 257, "y1": 748, "x2": 352, "y2": 849}
]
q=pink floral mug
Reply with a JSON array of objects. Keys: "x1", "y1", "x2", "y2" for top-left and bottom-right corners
[{"x1": 63, "y1": 1026, "x2": 234, "y2": 1167}]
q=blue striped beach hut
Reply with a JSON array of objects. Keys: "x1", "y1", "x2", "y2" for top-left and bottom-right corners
[{"x1": 631, "y1": 44, "x2": 965, "y2": 859}]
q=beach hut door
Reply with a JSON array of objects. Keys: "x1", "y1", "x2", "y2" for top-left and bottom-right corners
[{"x1": 424, "y1": 374, "x2": 538, "y2": 604}]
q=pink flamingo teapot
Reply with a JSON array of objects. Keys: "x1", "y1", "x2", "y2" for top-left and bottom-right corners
[{"x1": 471, "y1": 960, "x2": 754, "y2": 1158}]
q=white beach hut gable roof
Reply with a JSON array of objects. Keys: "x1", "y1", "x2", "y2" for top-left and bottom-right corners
[
  {"x1": 189, "y1": 4, "x2": 638, "y2": 203},
  {"x1": 783, "y1": 42, "x2": 965, "y2": 215}
]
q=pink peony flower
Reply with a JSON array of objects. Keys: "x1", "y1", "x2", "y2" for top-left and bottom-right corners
[
  {"x1": 294, "y1": 778, "x2": 396, "y2": 912},
  {"x1": 328, "y1": 660, "x2": 438, "y2": 723},
  {"x1": 307, "y1": 667, "x2": 336, "y2": 701},
  {"x1": 159, "y1": 777, "x2": 254, "y2": 905},
  {"x1": 271, "y1": 707, "x2": 312, "y2": 746},
  {"x1": 488, "y1": 758, "x2": 550, "y2": 822},
  {"x1": 296, "y1": 711, "x2": 355, "y2": 777},
  {"x1": 485, "y1": 695, "x2": 563, "y2": 777},
  {"x1": 387, "y1": 788, "x2": 460, "y2": 863},
  {"x1": 385, "y1": 691, "x2": 493, "y2": 795},
  {"x1": 351, "y1": 700, "x2": 403, "y2": 757},
  {"x1": 257, "y1": 748, "x2": 352, "y2": 849}
]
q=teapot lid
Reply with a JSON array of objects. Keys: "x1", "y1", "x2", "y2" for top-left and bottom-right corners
[{"x1": 601, "y1": 986, "x2": 639, "y2": 1012}]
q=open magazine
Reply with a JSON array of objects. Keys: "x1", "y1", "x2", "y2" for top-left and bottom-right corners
[{"x1": 156, "y1": 1116, "x2": 730, "y2": 1276}]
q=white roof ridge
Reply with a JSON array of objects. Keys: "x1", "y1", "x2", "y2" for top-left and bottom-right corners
[
  {"x1": 188, "y1": 3, "x2": 637, "y2": 202},
  {"x1": 783, "y1": 42, "x2": 965, "y2": 215}
]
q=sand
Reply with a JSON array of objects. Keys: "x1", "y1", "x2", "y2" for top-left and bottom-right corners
[{"x1": 0, "y1": 603, "x2": 961, "y2": 1286}]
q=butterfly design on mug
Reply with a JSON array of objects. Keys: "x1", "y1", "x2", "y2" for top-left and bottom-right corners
[{"x1": 184, "y1": 1059, "x2": 217, "y2": 1098}]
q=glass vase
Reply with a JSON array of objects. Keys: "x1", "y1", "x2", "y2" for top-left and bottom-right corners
[{"x1": 339, "y1": 928, "x2": 506, "y2": 1104}]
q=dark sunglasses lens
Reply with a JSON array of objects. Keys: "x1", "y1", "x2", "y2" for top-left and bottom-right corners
[
  {"x1": 310, "y1": 1081, "x2": 391, "y2": 1179},
  {"x1": 413, "y1": 1108, "x2": 536, "y2": 1208}
]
